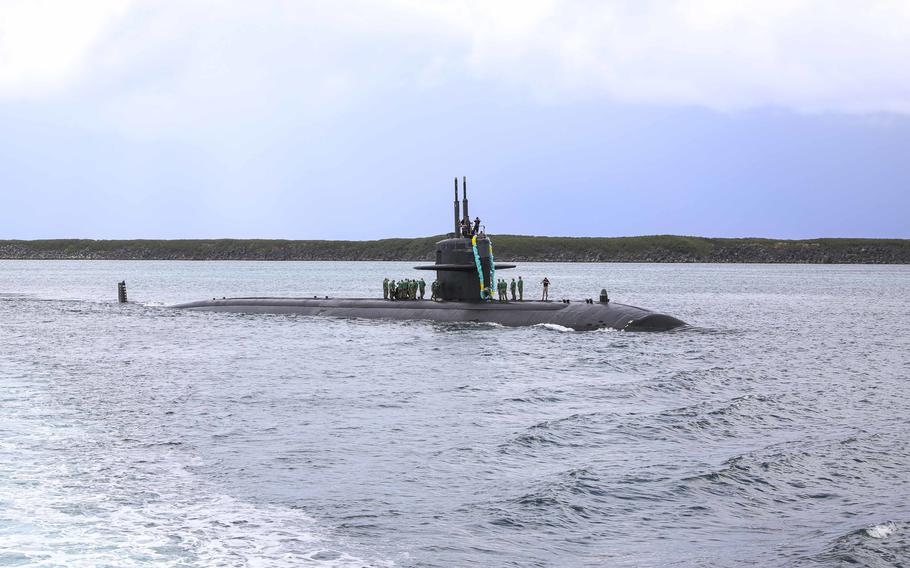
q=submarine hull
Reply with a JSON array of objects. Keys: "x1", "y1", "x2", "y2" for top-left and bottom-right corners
[{"x1": 172, "y1": 298, "x2": 686, "y2": 332}]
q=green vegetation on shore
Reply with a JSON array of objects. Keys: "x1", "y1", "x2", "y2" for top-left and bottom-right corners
[{"x1": 1, "y1": 235, "x2": 909, "y2": 263}]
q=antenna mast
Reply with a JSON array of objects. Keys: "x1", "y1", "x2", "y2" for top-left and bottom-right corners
[
  {"x1": 462, "y1": 176, "x2": 469, "y2": 224},
  {"x1": 453, "y1": 177, "x2": 460, "y2": 235}
]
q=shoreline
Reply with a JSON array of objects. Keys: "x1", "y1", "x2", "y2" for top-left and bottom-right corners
[{"x1": 2, "y1": 235, "x2": 909, "y2": 264}]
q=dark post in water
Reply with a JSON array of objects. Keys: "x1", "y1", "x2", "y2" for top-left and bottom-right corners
[{"x1": 117, "y1": 281, "x2": 128, "y2": 303}]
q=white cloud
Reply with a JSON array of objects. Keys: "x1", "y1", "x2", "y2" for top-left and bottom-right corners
[
  {"x1": 2, "y1": 0, "x2": 910, "y2": 116},
  {"x1": 0, "y1": 0, "x2": 129, "y2": 97},
  {"x1": 411, "y1": 0, "x2": 910, "y2": 113}
]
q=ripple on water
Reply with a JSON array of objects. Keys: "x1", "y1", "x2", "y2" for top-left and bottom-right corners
[{"x1": 2, "y1": 262, "x2": 910, "y2": 567}]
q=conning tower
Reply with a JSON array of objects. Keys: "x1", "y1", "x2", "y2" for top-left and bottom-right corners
[{"x1": 415, "y1": 177, "x2": 515, "y2": 301}]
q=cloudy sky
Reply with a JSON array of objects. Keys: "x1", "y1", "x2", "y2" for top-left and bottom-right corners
[{"x1": 2, "y1": 1, "x2": 909, "y2": 239}]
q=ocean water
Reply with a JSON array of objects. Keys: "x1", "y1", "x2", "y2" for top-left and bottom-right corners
[{"x1": 1, "y1": 260, "x2": 909, "y2": 567}]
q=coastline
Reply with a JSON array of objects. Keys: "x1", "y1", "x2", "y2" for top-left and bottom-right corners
[{"x1": 2, "y1": 235, "x2": 909, "y2": 264}]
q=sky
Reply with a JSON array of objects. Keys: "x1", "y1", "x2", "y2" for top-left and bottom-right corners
[{"x1": 1, "y1": 0, "x2": 909, "y2": 240}]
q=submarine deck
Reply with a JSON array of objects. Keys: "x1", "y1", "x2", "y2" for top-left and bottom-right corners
[{"x1": 173, "y1": 297, "x2": 686, "y2": 332}]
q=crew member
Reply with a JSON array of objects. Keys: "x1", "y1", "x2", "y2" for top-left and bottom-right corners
[
  {"x1": 389, "y1": 280, "x2": 396, "y2": 301},
  {"x1": 431, "y1": 280, "x2": 439, "y2": 301},
  {"x1": 383, "y1": 278, "x2": 389, "y2": 300},
  {"x1": 419, "y1": 278, "x2": 426, "y2": 299},
  {"x1": 517, "y1": 276, "x2": 524, "y2": 301},
  {"x1": 541, "y1": 277, "x2": 550, "y2": 301},
  {"x1": 510, "y1": 278, "x2": 517, "y2": 301},
  {"x1": 473, "y1": 217, "x2": 481, "y2": 235}
]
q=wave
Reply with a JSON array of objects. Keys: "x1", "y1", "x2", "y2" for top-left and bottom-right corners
[
  {"x1": 809, "y1": 520, "x2": 908, "y2": 566},
  {"x1": 500, "y1": 412, "x2": 612, "y2": 453},
  {"x1": 865, "y1": 521, "x2": 898, "y2": 539},
  {"x1": 483, "y1": 468, "x2": 607, "y2": 530}
]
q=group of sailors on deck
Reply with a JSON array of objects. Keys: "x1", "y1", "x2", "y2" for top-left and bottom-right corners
[
  {"x1": 383, "y1": 278, "x2": 429, "y2": 301},
  {"x1": 494, "y1": 277, "x2": 524, "y2": 301},
  {"x1": 382, "y1": 276, "x2": 535, "y2": 302}
]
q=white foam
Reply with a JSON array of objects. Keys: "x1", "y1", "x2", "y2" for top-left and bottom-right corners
[
  {"x1": 0, "y1": 405, "x2": 389, "y2": 568},
  {"x1": 533, "y1": 323, "x2": 574, "y2": 332},
  {"x1": 865, "y1": 521, "x2": 897, "y2": 539}
]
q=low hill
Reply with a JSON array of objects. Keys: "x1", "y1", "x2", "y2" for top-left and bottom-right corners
[{"x1": 1, "y1": 236, "x2": 908, "y2": 263}]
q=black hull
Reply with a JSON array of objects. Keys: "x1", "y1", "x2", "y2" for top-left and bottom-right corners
[{"x1": 172, "y1": 298, "x2": 686, "y2": 331}]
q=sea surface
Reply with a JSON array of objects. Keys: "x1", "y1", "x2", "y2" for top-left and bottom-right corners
[{"x1": 1, "y1": 261, "x2": 909, "y2": 567}]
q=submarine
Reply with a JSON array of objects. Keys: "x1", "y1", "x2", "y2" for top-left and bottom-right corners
[{"x1": 173, "y1": 178, "x2": 686, "y2": 332}]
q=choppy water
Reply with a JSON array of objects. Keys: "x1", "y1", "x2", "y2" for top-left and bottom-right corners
[{"x1": 1, "y1": 261, "x2": 909, "y2": 567}]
